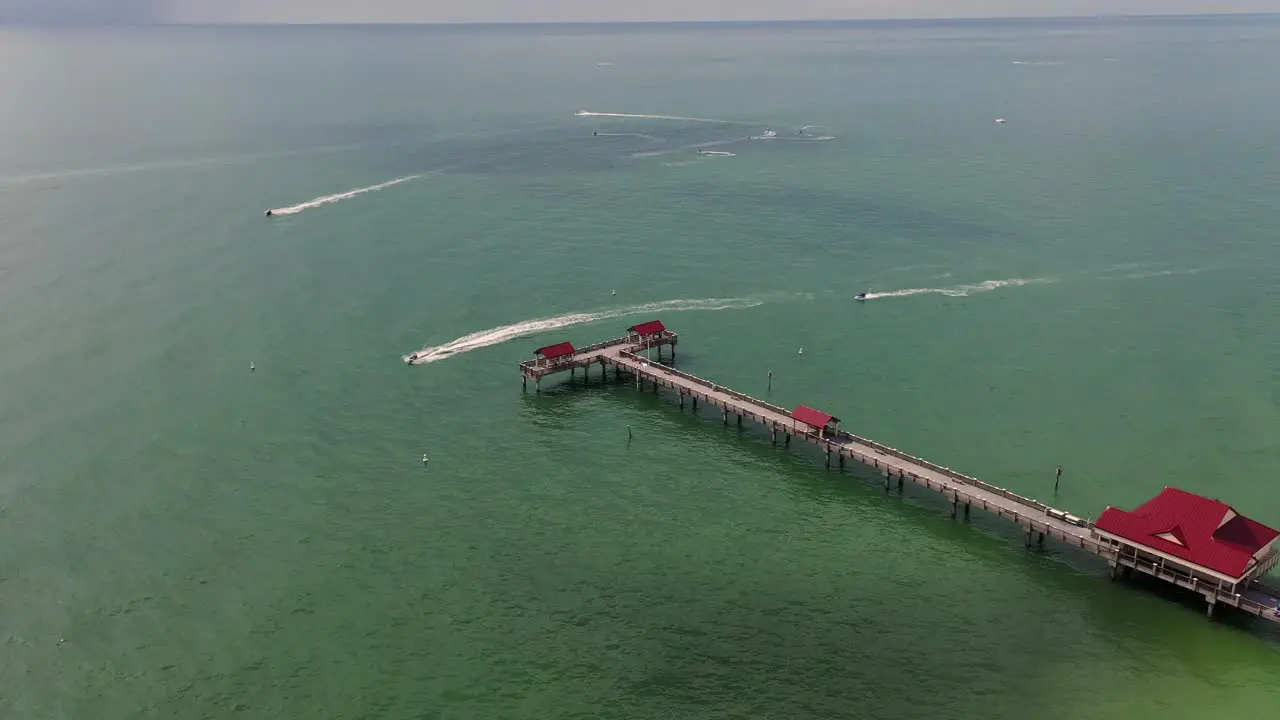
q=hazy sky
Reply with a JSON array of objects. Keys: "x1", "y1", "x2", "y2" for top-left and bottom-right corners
[
  {"x1": 169, "y1": 1, "x2": 1280, "y2": 23},
  {"x1": 2, "y1": 0, "x2": 1277, "y2": 24}
]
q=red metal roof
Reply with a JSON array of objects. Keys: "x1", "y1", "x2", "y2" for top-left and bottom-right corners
[
  {"x1": 533, "y1": 341, "x2": 576, "y2": 360},
  {"x1": 1095, "y1": 487, "x2": 1280, "y2": 579},
  {"x1": 791, "y1": 405, "x2": 838, "y2": 429},
  {"x1": 628, "y1": 320, "x2": 666, "y2": 336}
]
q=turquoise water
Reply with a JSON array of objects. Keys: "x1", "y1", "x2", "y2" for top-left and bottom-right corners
[{"x1": 2, "y1": 18, "x2": 1279, "y2": 718}]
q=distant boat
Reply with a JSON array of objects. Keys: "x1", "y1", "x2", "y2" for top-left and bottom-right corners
[
  {"x1": 264, "y1": 209, "x2": 273, "y2": 217},
  {"x1": 855, "y1": 292, "x2": 868, "y2": 301},
  {"x1": 994, "y1": 117, "x2": 1008, "y2": 124}
]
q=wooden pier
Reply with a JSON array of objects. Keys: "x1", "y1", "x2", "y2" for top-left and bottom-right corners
[{"x1": 519, "y1": 322, "x2": 1280, "y2": 625}]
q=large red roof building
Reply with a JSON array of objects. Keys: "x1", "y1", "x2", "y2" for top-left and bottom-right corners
[{"x1": 1094, "y1": 487, "x2": 1280, "y2": 590}]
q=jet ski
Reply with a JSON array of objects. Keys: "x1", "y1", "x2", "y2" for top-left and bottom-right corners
[
  {"x1": 264, "y1": 209, "x2": 273, "y2": 217},
  {"x1": 405, "y1": 353, "x2": 418, "y2": 364},
  {"x1": 855, "y1": 292, "x2": 868, "y2": 301}
]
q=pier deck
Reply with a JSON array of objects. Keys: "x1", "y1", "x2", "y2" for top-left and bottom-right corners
[{"x1": 519, "y1": 328, "x2": 1280, "y2": 625}]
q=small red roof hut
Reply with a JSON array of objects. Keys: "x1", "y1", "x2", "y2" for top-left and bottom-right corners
[
  {"x1": 791, "y1": 405, "x2": 840, "y2": 438},
  {"x1": 532, "y1": 341, "x2": 576, "y2": 365},
  {"x1": 628, "y1": 320, "x2": 666, "y2": 338}
]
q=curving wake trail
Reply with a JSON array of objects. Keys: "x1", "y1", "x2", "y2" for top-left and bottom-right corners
[
  {"x1": 861, "y1": 277, "x2": 1052, "y2": 300},
  {"x1": 267, "y1": 175, "x2": 421, "y2": 216},
  {"x1": 404, "y1": 297, "x2": 765, "y2": 365},
  {"x1": 0, "y1": 144, "x2": 359, "y2": 187},
  {"x1": 593, "y1": 132, "x2": 665, "y2": 143},
  {"x1": 576, "y1": 110, "x2": 750, "y2": 125}
]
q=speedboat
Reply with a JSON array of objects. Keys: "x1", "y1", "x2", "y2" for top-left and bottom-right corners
[
  {"x1": 264, "y1": 209, "x2": 273, "y2": 217},
  {"x1": 855, "y1": 292, "x2": 868, "y2": 301},
  {"x1": 405, "y1": 353, "x2": 418, "y2": 364}
]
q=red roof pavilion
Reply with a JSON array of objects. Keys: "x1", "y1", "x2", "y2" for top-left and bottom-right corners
[
  {"x1": 791, "y1": 405, "x2": 839, "y2": 431},
  {"x1": 533, "y1": 341, "x2": 576, "y2": 360},
  {"x1": 628, "y1": 320, "x2": 666, "y2": 337},
  {"x1": 1094, "y1": 487, "x2": 1280, "y2": 581}
]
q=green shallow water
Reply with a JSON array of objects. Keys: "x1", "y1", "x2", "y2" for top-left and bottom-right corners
[{"x1": 1, "y1": 18, "x2": 1279, "y2": 718}]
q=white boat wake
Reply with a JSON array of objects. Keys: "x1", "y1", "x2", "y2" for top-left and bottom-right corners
[
  {"x1": 860, "y1": 277, "x2": 1052, "y2": 300},
  {"x1": 0, "y1": 144, "x2": 359, "y2": 186},
  {"x1": 267, "y1": 174, "x2": 421, "y2": 216},
  {"x1": 576, "y1": 110, "x2": 749, "y2": 125},
  {"x1": 404, "y1": 296, "x2": 766, "y2": 365},
  {"x1": 593, "y1": 132, "x2": 665, "y2": 143},
  {"x1": 632, "y1": 139, "x2": 741, "y2": 159}
]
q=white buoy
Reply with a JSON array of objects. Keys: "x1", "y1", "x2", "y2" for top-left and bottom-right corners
[
  {"x1": 422, "y1": 453, "x2": 428, "y2": 464},
  {"x1": 611, "y1": 289, "x2": 616, "y2": 296},
  {"x1": 250, "y1": 361, "x2": 255, "y2": 371}
]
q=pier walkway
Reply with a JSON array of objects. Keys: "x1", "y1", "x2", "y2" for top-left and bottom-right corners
[{"x1": 518, "y1": 326, "x2": 1280, "y2": 625}]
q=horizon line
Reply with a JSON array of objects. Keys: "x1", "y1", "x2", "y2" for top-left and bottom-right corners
[{"x1": 5, "y1": 12, "x2": 1280, "y2": 29}]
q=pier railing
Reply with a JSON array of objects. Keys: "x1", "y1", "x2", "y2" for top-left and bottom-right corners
[
  {"x1": 616, "y1": 348, "x2": 1064, "y2": 522},
  {"x1": 518, "y1": 336, "x2": 633, "y2": 372},
  {"x1": 829, "y1": 428, "x2": 1057, "y2": 517},
  {"x1": 1254, "y1": 579, "x2": 1280, "y2": 599},
  {"x1": 577, "y1": 336, "x2": 634, "y2": 355},
  {"x1": 1114, "y1": 550, "x2": 1279, "y2": 618}
]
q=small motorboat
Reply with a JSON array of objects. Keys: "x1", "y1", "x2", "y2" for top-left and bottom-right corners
[
  {"x1": 405, "y1": 353, "x2": 418, "y2": 364},
  {"x1": 855, "y1": 292, "x2": 868, "y2": 301},
  {"x1": 264, "y1": 209, "x2": 273, "y2": 217}
]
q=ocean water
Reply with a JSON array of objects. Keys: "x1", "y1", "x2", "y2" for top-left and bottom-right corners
[{"x1": 2, "y1": 17, "x2": 1279, "y2": 718}]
